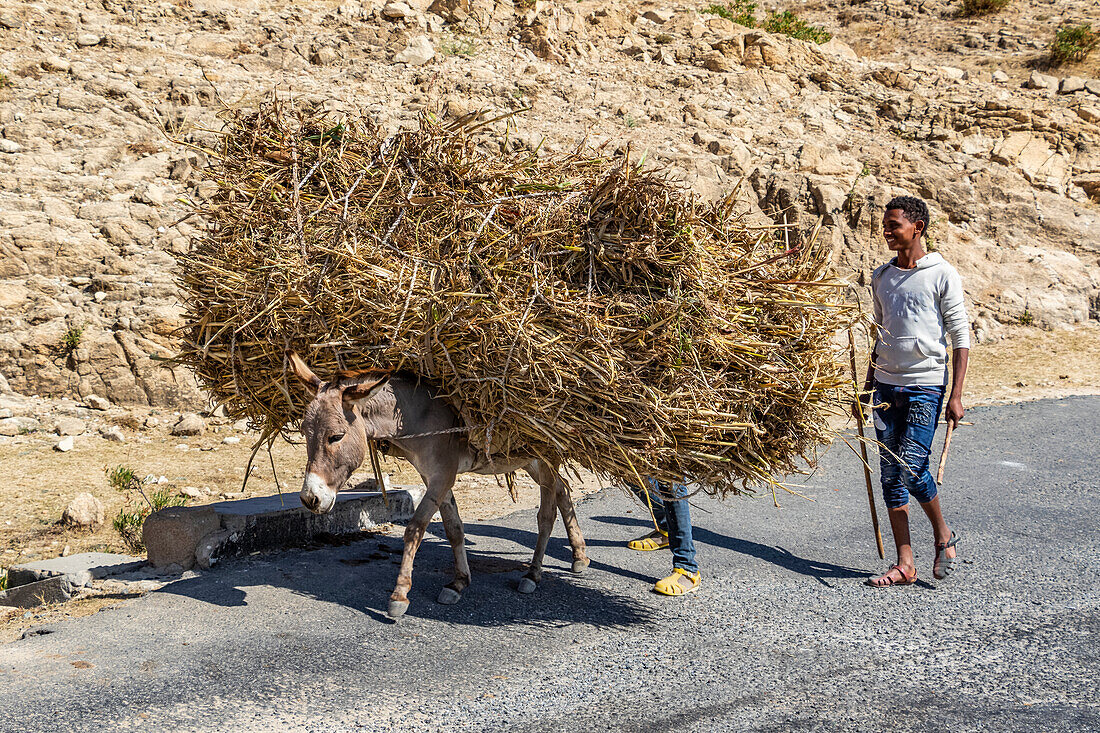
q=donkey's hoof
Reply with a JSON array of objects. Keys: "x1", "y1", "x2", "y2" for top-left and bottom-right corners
[
  {"x1": 387, "y1": 599, "x2": 410, "y2": 617},
  {"x1": 517, "y1": 577, "x2": 537, "y2": 594},
  {"x1": 437, "y1": 587, "x2": 462, "y2": 605},
  {"x1": 571, "y1": 559, "x2": 590, "y2": 575}
]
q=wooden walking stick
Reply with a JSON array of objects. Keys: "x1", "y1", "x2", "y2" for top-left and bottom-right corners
[
  {"x1": 936, "y1": 423, "x2": 955, "y2": 484},
  {"x1": 848, "y1": 328, "x2": 885, "y2": 559}
]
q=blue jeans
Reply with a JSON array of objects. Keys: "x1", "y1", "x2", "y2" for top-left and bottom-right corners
[
  {"x1": 873, "y1": 383, "x2": 946, "y2": 509},
  {"x1": 631, "y1": 478, "x2": 698, "y2": 574}
]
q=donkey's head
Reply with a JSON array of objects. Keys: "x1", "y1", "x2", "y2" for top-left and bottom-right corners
[{"x1": 287, "y1": 350, "x2": 391, "y2": 514}]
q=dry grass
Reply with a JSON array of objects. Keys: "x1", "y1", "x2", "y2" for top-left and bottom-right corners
[
  {"x1": 966, "y1": 323, "x2": 1100, "y2": 404},
  {"x1": 177, "y1": 99, "x2": 855, "y2": 498}
]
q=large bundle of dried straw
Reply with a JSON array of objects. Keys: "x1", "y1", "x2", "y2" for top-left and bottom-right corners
[{"x1": 178, "y1": 99, "x2": 854, "y2": 496}]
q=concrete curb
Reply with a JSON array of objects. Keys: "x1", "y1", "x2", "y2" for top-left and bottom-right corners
[
  {"x1": 0, "y1": 576, "x2": 75, "y2": 608},
  {"x1": 6, "y1": 552, "x2": 145, "y2": 589},
  {"x1": 142, "y1": 486, "x2": 420, "y2": 571}
]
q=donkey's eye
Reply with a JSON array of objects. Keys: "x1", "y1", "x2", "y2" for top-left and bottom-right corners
[{"x1": 327, "y1": 433, "x2": 345, "y2": 444}]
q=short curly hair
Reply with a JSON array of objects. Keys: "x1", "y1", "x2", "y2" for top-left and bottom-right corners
[{"x1": 885, "y1": 195, "x2": 930, "y2": 234}]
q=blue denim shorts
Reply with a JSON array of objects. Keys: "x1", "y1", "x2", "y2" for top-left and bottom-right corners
[{"x1": 873, "y1": 383, "x2": 945, "y2": 509}]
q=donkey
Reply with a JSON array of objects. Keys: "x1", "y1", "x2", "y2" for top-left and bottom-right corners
[{"x1": 286, "y1": 351, "x2": 590, "y2": 617}]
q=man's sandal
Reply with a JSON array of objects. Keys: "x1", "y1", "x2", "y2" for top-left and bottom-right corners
[
  {"x1": 627, "y1": 529, "x2": 669, "y2": 551},
  {"x1": 654, "y1": 568, "x2": 701, "y2": 596},
  {"x1": 934, "y1": 531, "x2": 959, "y2": 580},
  {"x1": 866, "y1": 564, "x2": 917, "y2": 588}
]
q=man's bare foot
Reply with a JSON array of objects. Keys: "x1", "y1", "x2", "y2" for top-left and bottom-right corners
[{"x1": 867, "y1": 564, "x2": 917, "y2": 587}]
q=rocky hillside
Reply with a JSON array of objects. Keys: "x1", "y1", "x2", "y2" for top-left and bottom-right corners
[{"x1": 1, "y1": 0, "x2": 1097, "y2": 408}]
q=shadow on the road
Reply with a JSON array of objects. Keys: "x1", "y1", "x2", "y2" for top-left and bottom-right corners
[
  {"x1": 156, "y1": 526, "x2": 651, "y2": 631},
  {"x1": 590, "y1": 514, "x2": 870, "y2": 587},
  {"x1": 456, "y1": 522, "x2": 657, "y2": 585}
]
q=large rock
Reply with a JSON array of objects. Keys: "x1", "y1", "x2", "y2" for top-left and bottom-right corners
[
  {"x1": 700, "y1": 51, "x2": 733, "y2": 73},
  {"x1": 0, "y1": 416, "x2": 40, "y2": 435},
  {"x1": 819, "y1": 38, "x2": 857, "y2": 61},
  {"x1": 61, "y1": 493, "x2": 104, "y2": 528},
  {"x1": 990, "y1": 132, "x2": 1070, "y2": 192},
  {"x1": 383, "y1": 2, "x2": 416, "y2": 19},
  {"x1": 41, "y1": 56, "x2": 70, "y2": 72},
  {"x1": 1027, "y1": 70, "x2": 1057, "y2": 90},
  {"x1": 54, "y1": 417, "x2": 86, "y2": 435},
  {"x1": 310, "y1": 46, "x2": 339, "y2": 66},
  {"x1": 170, "y1": 413, "x2": 205, "y2": 436},
  {"x1": 394, "y1": 35, "x2": 435, "y2": 65},
  {"x1": 1059, "y1": 77, "x2": 1085, "y2": 94},
  {"x1": 642, "y1": 9, "x2": 673, "y2": 24},
  {"x1": 85, "y1": 394, "x2": 110, "y2": 410},
  {"x1": 99, "y1": 425, "x2": 125, "y2": 442},
  {"x1": 797, "y1": 143, "x2": 861, "y2": 183},
  {"x1": 428, "y1": 0, "x2": 470, "y2": 23}
]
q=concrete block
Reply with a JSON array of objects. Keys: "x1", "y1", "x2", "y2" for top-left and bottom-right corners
[
  {"x1": 142, "y1": 488, "x2": 418, "y2": 570},
  {"x1": 143, "y1": 506, "x2": 220, "y2": 570},
  {"x1": 6, "y1": 552, "x2": 145, "y2": 589},
  {"x1": 0, "y1": 576, "x2": 74, "y2": 608}
]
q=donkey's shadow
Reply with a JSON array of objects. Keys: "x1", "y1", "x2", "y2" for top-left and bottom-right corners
[{"x1": 156, "y1": 521, "x2": 650, "y2": 629}]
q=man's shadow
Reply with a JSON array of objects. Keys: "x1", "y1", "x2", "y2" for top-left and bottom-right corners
[{"x1": 588, "y1": 514, "x2": 871, "y2": 588}]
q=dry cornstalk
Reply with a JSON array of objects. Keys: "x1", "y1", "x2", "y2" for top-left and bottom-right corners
[{"x1": 174, "y1": 98, "x2": 857, "y2": 497}]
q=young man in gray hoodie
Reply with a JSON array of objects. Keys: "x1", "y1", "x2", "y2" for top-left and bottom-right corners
[{"x1": 861, "y1": 196, "x2": 969, "y2": 587}]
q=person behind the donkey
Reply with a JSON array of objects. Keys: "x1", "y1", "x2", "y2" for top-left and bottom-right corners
[
  {"x1": 626, "y1": 479, "x2": 699, "y2": 596},
  {"x1": 860, "y1": 195, "x2": 969, "y2": 587}
]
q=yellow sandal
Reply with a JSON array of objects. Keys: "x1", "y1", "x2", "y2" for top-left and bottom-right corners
[
  {"x1": 654, "y1": 568, "x2": 701, "y2": 596},
  {"x1": 627, "y1": 529, "x2": 669, "y2": 551}
]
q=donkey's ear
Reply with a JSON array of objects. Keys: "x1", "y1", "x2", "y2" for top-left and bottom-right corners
[
  {"x1": 286, "y1": 350, "x2": 323, "y2": 393},
  {"x1": 339, "y1": 370, "x2": 392, "y2": 406}
]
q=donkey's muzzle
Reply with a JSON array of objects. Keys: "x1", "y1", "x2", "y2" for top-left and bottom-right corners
[{"x1": 301, "y1": 473, "x2": 337, "y2": 514}]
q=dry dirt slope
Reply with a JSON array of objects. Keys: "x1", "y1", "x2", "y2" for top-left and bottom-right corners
[{"x1": 0, "y1": 0, "x2": 1097, "y2": 408}]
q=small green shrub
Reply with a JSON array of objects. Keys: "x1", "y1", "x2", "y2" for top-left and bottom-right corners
[
  {"x1": 702, "y1": 1, "x2": 757, "y2": 27},
  {"x1": 113, "y1": 510, "x2": 146, "y2": 552},
  {"x1": 107, "y1": 465, "x2": 186, "y2": 553},
  {"x1": 1050, "y1": 24, "x2": 1097, "y2": 64},
  {"x1": 107, "y1": 464, "x2": 141, "y2": 493},
  {"x1": 959, "y1": 0, "x2": 1011, "y2": 17},
  {"x1": 440, "y1": 34, "x2": 478, "y2": 57},
  {"x1": 61, "y1": 324, "x2": 84, "y2": 353},
  {"x1": 0, "y1": 72, "x2": 10, "y2": 88},
  {"x1": 763, "y1": 10, "x2": 831, "y2": 44},
  {"x1": 0, "y1": 570, "x2": 8, "y2": 591},
  {"x1": 1019, "y1": 309, "x2": 1034, "y2": 326},
  {"x1": 703, "y1": 3, "x2": 733, "y2": 20},
  {"x1": 150, "y1": 487, "x2": 187, "y2": 512}
]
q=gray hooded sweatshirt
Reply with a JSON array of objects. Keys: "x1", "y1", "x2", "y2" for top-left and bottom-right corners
[{"x1": 872, "y1": 252, "x2": 971, "y2": 387}]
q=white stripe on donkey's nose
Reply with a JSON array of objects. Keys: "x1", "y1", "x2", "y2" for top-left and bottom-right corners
[{"x1": 301, "y1": 472, "x2": 336, "y2": 514}]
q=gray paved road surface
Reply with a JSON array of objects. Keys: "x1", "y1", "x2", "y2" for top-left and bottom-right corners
[{"x1": 2, "y1": 397, "x2": 1098, "y2": 732}]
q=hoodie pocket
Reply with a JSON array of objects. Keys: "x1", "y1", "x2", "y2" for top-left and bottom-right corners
[{"x1": 878, "y1": 336, "x2": 935, "y2": 375}]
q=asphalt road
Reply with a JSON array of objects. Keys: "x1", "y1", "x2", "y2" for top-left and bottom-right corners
[{"x1": 2, "y1": 397, "x2": 1098, "y2": 732}]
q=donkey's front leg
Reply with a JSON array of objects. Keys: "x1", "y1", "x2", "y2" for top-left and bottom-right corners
[
  {"x1": 435, "y1": 492, "x2": 470, "y2": 605},
  {"x1": 389, "y1": 478, "x2": 454, "y2": 618}
]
